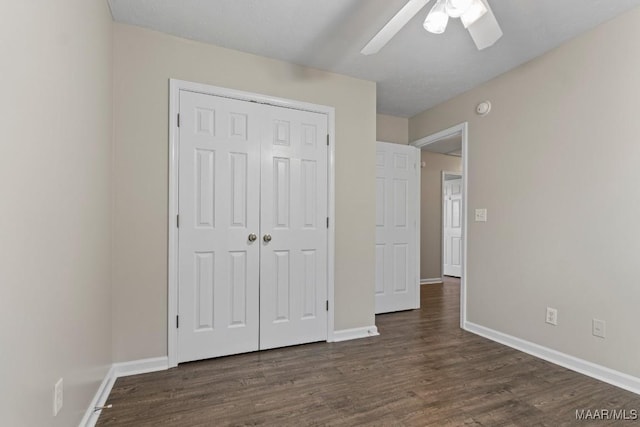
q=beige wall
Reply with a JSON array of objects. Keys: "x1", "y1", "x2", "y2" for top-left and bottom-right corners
[
  {"x1": 112, "y1": 24, "x2": 377, "y2": 362},
  {"x1": 420, "y1": 152, "x2": 462, "y2": 280},
  {"x1": 0, "y1": 1, "x2": 113, "y2": 426},
  {"x1": 410, "y1": 7, "x2": 640, "y2": 377},
  {"x1": 377, "y1": 114, "x2": 409, "y2": 145}
]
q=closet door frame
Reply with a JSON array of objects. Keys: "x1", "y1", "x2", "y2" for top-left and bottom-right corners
[{"x1": 167, "y1": 79, "x2": 336, "y2": 368}]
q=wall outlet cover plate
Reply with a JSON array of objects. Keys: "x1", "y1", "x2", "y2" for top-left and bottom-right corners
[{"x1": 475, "y1": 208, "x2": 487, "y2": 222}]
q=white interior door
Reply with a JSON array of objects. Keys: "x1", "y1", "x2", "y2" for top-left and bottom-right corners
[
  {"x1": 375, "y1": 142, "x2": 419, "y2": 314},
  {"x1": 443, "y1": 177, "x2": 462, "y2": 277},
  {"x1": 178, "y1": 91, "x2": 261, "y2": 363},
  {"x1": 259, "y1": 106, "x2": 328, "y2": 349},
  {"x1": 178, "y1": 90, "x2": 328, "y2": 363}
]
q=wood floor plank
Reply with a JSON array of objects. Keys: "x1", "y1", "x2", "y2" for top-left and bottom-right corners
[{"x1": 97, "y1": 279, "x2": 640, "y2": 426}]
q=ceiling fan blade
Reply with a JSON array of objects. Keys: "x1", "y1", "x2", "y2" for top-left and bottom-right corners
[
  {"x1": 467, "y1": 0, "x2": 503, "y2": 50},
  {"x1": 361, "y1": 0, "x2": 432, "y2": 55}
]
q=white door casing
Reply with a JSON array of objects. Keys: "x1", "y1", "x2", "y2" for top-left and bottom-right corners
[
  {"x1": 411, "y1": 122, "x2": 468, "y2": 329},
  {"x1": 176, "y1": 87, "x2": 330, "y2": 364},
  {"x1": 443, "y1": 177, "x2": 462, "y2": 277},
  {"x1": 259, "y1": 106, "x2": 328, "y2": 349},
  {"x1": 375, "y1": 142, "x2": 420, "y2": 314}
]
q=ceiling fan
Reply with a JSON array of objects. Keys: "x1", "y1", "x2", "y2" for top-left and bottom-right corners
[{"x1": 361, "y1": 0, "x2": 503, "y2": 55}]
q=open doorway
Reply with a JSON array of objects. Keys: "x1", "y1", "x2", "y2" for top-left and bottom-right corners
[{"x1": 412, "y1": 123, "x2": 468, "y2": 327}]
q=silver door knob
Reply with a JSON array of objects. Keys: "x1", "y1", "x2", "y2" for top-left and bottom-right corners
[
  {"x1": 248, "y1": 233, "x2": 257, "y2": 242},
  {"x1": 263, "y1": 234, "x2": 272, "y2": 242}
]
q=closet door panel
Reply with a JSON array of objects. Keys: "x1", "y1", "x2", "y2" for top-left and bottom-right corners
[
  {"x1": 259, "y1": 106, "x2": 328, "y2": 349},
  {"x1": 177, "y1": 91, "x2": 261, "y2": 363}
]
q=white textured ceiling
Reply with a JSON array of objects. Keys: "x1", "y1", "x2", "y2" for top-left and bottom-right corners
[{"x1": 108, "y1": 0, "x2": 640, "y2": 117}]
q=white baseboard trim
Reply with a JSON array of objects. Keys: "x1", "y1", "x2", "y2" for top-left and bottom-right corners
[
  {"x1": 331, "y1": 326, "x2": 379, "y2": 342},
  {"x1": 79, "y1": 365, "x2": 116, "y2": 427},
  {"x1": 464, "y1": 321, "x2": 640, "y2": 396},
  {"x1": 113, "y1": 356, "x2": 169, "y2": 378},
  {"x1": 80, "y1": 357, "x2": 169, "y2": 427},
  {"x1": 420, "y1": 278, "x2": 443, "y2": 285}
]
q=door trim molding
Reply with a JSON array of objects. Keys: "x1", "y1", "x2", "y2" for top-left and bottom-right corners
[
  {"x1": 411, "y1": 122, "x2": 468, "y2": 328},
  {"x1": 168, "y1": 79, "x2": 336, "y2": 368}
]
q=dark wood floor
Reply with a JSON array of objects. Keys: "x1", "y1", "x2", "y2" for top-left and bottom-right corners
[{"x1": 98, "y1": 279, "x2": 640, "y2": 426}]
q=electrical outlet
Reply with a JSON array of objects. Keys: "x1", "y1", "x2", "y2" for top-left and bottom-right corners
[
  {"x1": 54, "y1": 378, "x2": 63, "y2": 416},
  {"x1": 474, "y1": 208, "x2": 487, "y2": 222},
  {"x1": 593, "y1": 319, "x2": 606, "y2": 338},
  {"x1": 545, "y1": 307, "x2": 558, "y2": 326}
]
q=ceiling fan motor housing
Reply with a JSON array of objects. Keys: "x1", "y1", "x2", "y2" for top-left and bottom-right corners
[{"x1": 446, "y1": 0, "x2": 474, "y2": 18}]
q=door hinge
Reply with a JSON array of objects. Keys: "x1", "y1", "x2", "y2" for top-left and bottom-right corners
[
  {"x1": 177, "y1": 113, "x2": 180, "y2": 127},
  {"x1": 326, "y1": 217, "x2": 329, "y2": 228},
  {"x1": 326, "y1": 301, "x2": 329, "y2": 311},
  {"x1": 176, "y1": 214, "x2": 180, "y2": 228},
  {"x1": 176, "y1": 315, "x2": 179, "y2": 328},
  {"x1": 326, "y1": 134, "x2": 329, "y2": 146}
]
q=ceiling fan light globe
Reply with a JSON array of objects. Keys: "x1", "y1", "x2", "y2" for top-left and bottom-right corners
[
  {"x1": 460, "y1": 0, "x2": 488, "y2": 28},
  {"x1": 423, "y1": 11, "x2": 449, "y2": 34},
  {"x1": 445, "y1": 0, "x2": 473, "y2": 18},
  {"x1": 424, "y1": 0, "x2": 450, "y2": 34}
]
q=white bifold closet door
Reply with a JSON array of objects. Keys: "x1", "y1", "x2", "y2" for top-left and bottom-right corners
[
  {"x1": 178, "y1": 90, "x2": 327, "y2": 363},
  {"x1": 375, "y1": 142, "x2": 419, "y2": 314}
]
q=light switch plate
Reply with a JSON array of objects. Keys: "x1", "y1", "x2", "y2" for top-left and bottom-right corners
[
  {"x1": 475, "y1": 208, "x2": 487, "y2": 222},
  {"x1": 592, "y1": 319, "x2": 606, "y2": 338}
]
